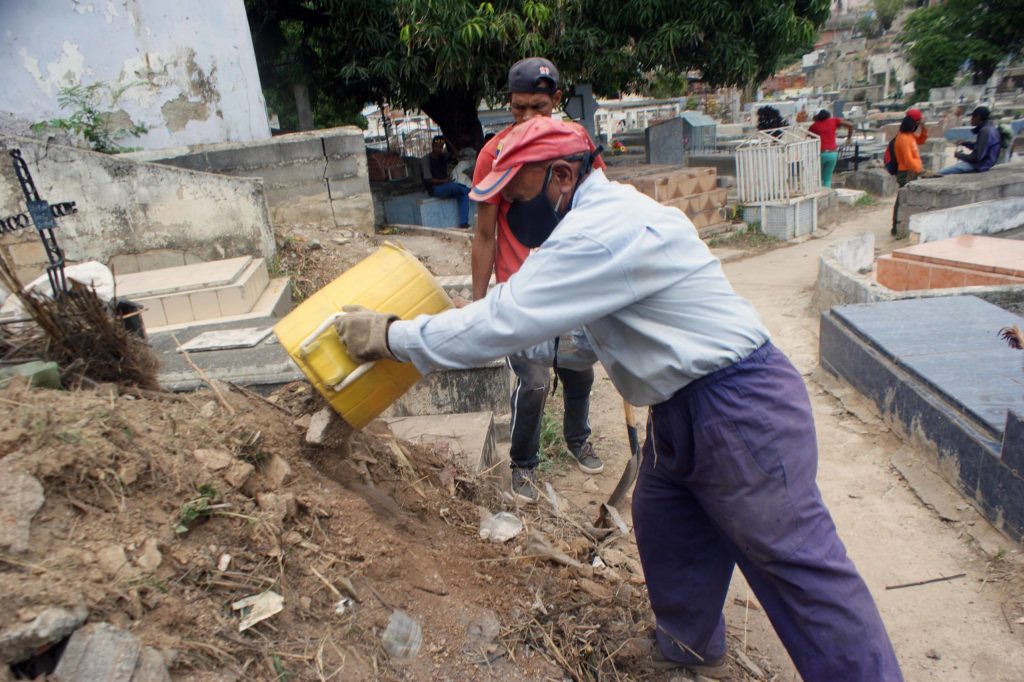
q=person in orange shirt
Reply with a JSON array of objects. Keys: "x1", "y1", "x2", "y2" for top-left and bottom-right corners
[
  {"x1": 471, "y1": 58, "x2": 608, "y2": 502},
  {"x1": 891, "y1": 111, "x2": 926, "y2": 236}
]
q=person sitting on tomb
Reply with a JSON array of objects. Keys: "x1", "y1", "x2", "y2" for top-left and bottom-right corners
[
  {"x1": 938, "y1": 106, "x2": 1001, "y2": 175},
  {"x1": 420, "y1": 135, "x2": 471, "y2": 227}
]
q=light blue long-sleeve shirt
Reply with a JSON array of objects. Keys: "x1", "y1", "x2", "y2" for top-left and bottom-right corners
[{"x1": 388, "y1": 168, "x2": 770, "y2": 406}]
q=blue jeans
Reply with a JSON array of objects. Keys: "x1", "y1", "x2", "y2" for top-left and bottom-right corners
[
  {"x1": 938, "y1": 160, "x2": 977, "y2": 175},
  {"x1": 431, "y1": 182, "x2": 470, "y2": 225},
  {"x1": 633, "y1": 342, "x2": 902, "y2": 680},
  {"x1": 506, "y1": 354, "x2": 593, "y2": 469}
]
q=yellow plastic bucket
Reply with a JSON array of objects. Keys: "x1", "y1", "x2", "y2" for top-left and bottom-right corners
[{"x1": 273, "y1": 241, "x2": 451, "y2": 428}]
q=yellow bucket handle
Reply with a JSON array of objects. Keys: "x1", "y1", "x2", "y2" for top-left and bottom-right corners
[{"x1": 297, "y1": 311, "x2": 376, "y2": 393}]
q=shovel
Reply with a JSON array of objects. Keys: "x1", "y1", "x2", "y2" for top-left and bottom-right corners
[{"x1": 594, "y1": 400, "x2": 642, "y2": 530}]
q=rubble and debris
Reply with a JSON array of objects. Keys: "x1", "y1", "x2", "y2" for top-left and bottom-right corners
[
  {"x1": 53, "y1": 622, "x2": 144, "y2": 682},
  {"x1": 0, "y1": 471, "x2": 44, "y2": 553},
  {"x1": 0, "y1": 605, "x2": 88, "y2": 665}
]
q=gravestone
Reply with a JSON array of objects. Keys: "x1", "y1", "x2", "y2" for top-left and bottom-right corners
[{"x1": 645, "y1": 118, "x2": 685, "y2": 165}]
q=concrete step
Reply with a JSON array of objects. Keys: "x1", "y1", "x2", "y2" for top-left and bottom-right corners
[
  {"x1": 147, "y1": 276, "x2": 292, "y2": 333},
  {"x1": 131, "y1": 258, "x2": 270, "y2": 328}
]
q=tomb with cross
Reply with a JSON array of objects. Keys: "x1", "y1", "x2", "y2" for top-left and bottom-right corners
[{"x1": 0, "y1": 149, "x2": 78, "y2": 297}]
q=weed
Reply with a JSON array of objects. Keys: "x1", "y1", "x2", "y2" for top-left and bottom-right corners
[
  {"x1": 707, "y1": 225, "x2": 779, "y2": 250},
  {"x1": 174, "y1": 484, "x2": 220, "y2": 535},
  {"x1": 854, "y1": 194, "x2": 877, "y2": 207},
  {"x1": 995, "y1": 547, "x2": 1008, "y2": 561},
  {"x1": 31, "y1": 81, "x2": 149, "y2": 153},
  {"x1": 537, "y1": 391, "x2": 574, "y2": 474}
]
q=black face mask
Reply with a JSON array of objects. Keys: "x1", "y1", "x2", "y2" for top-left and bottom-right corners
[{"x1": 506, "y1": 166, "x2": 566, "y2": 248}]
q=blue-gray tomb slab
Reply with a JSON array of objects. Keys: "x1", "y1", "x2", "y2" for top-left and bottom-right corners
[{"x1": 820, "y1": 295, "x2": 1024, "y2": 540}]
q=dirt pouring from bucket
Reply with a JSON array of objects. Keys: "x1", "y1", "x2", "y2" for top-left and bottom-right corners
[{"x1": 0, "y1": 378, "x2": 737, "y2": 681}]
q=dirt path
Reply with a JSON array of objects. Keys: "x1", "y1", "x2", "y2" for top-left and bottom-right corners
[{"x1": 558, "y1": 202, "x2": 1024, "y2": 680}]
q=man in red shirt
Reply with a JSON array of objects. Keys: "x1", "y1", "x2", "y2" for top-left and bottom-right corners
[{"x1": 471, "y1": 58, "x2": 606, "y2": 502}]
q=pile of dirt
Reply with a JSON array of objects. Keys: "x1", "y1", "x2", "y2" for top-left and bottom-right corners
[{"x1": 0, "y1": 379, "x2": 664, "y2": 681}]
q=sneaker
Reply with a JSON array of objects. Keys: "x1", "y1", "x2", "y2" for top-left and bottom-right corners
[
  {"x1": 571, "y1": 442, "x2": 604, "y2": 474},
  {"x1": 511, "y1": 467, "x2": 539, "y2": 503},
  {"x1": 650, "y1": 648, "x2": 730, "y2": 678}
]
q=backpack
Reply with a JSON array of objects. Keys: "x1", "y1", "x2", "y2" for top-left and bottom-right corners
[{"x1": 883, "y1": 138, "x2": 898, "y2": 175}]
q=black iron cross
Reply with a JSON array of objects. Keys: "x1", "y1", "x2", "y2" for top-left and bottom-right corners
[{"x1": 0, "y1": 149, "x2": 77, "y2": 297}]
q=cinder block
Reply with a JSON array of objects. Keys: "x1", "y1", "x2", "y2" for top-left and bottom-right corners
[
  {"x1": 162, "y1": 293, "x2": 193, "y2": 325},
  {"x1": 323, "y1": 131, "x2": 367, "y2": 157},
  {"x1": 189, "y1": 290, "x2": 221, "y2": 321},
  {"x1": 324, "y1": 156, "x2": 359, "y2": 181},
  {"x1": 8, "y1": 240, "x2": 48, "y2": 267}
]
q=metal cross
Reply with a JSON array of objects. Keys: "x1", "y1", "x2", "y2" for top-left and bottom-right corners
[{"x1": 0, "y1": 149, "x2": 78, "y2": 297}]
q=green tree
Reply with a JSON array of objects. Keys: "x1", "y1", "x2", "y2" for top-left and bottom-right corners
[
  {"x1": 900, "y1": 0, "x2": 1024, "y2": 102},
  {"x1": 246, "y1": 0, "x2": 831, "y2": 148},
  {"x1": 872, "y1": 0, "x2": 904, "y2": 32}
]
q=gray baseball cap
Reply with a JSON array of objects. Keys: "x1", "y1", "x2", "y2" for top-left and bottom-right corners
[{"x1": 508, "y1": 57, "x2": 560, "y2": 94}]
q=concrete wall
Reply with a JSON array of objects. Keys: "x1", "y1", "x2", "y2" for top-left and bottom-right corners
[
  {"x1": 0, "y1": 136, "x2": 274, "y2": 282},
  {"x1": 909, "y1": 197, "x2": 1024, "y2": 243},
  {"x1": 895, "y1": 164, "x2": 1024, "y2": 235},
  {"x1": 140, "y1": 128, "x2": 375, "y2": 233},
  {"x1": 0, "y1": 0, "x2": 270, "y2": 151}
]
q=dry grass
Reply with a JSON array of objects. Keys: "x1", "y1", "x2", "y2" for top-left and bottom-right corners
[{"x1": 0, "y1": 252, "x2": 159, "y2": 389}]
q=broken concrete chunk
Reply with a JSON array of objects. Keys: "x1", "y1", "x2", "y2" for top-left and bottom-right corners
[
  {"x1": 96, "y1": 544, "x2": 133, "y2": 579},
  {"x1": 305, "y1": 407, "x2": 334, "y2": 445},
  {"x1": 199, "y1": 400, "x2": 218, "y2": 419},
  {"x1": 256, "y1": 492, "x2": 296, "y2": 525},
  {"x1": 465, "y1": 609, "x2": 501, "y2": 648},
  {"x1": 54, "y1": 622, "x2": 141, "y2": 682},
  {"x1": 131, "y1": 646, "x2": 171, "y2": 682},
  {"x1": 134, "y1": 538, "x2": 162, "y2": 573},
  {"x1": 262, "y1": 453, "x2": 292, "y2": 488},
  {"x1": 193, "y1": 448, "x2": 232, "y2": 471},
  {"x1": 0, "y1": 605, "x2": 88, "y2": 665},
  {"x1": 224, "y1": 460, "x2": 255, "y2": 488},
  {"x1": 0, "y1": 471, "x2": 44, "y2": 554}
]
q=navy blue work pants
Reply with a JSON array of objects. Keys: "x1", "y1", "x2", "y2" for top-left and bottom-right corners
[{"x1": 632, "y1": 342, "x2": 903, "y2": 680}]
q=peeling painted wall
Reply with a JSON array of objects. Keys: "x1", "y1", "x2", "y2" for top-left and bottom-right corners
[
  {"x1": 0, "y1": 135, "x2": 275, "y2": 283},
  {"x1": 0, "y1": 0, "x2": 270, "y2": 150}
]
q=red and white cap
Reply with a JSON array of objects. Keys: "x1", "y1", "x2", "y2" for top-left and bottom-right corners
[{"x1": 469, "y1": 117, "x2": 596, "y2": 202}]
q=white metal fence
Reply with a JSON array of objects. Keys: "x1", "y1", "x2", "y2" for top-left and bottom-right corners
[{"x1": 735, "y1": 128, "x2": 822, "y2": 204}]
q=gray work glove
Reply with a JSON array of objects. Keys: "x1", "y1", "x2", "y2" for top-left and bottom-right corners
[{"x1": 334, "y1": 305, "x2": 399, "y2": 363}]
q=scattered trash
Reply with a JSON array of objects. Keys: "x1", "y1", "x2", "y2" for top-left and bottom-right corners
[
  {"x1": 381, "y1": 610, "x2": 422, "y2": 661},
  {"x1": 333, "y1": 598, "x2": 354, "y2": 615},
  {"x1": 232, "y1": 590, "x2": 284, "y2": 632},
  {"x1": 479, "y1": 511, "x2": 524, "y2": 543},
  {"x1": 591, "y1": 555, "x2": 606, "y2": 569},
  {"x1": 217, "y1": 553, "x2": 232, "y2": 571}
]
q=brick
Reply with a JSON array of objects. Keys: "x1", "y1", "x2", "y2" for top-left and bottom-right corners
[
  {"x1": 904, "y1": 260, "x2": 930, "y2": 291},
  {"x1": 928, "y1": 265, "x2": 966, "y2": 289},
  {"x1": 875, "y1": 256, "x2": 908, "y2": 291},
  {"x1": 109, "y1": 253, "x2": 140, "y2": 275}
]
